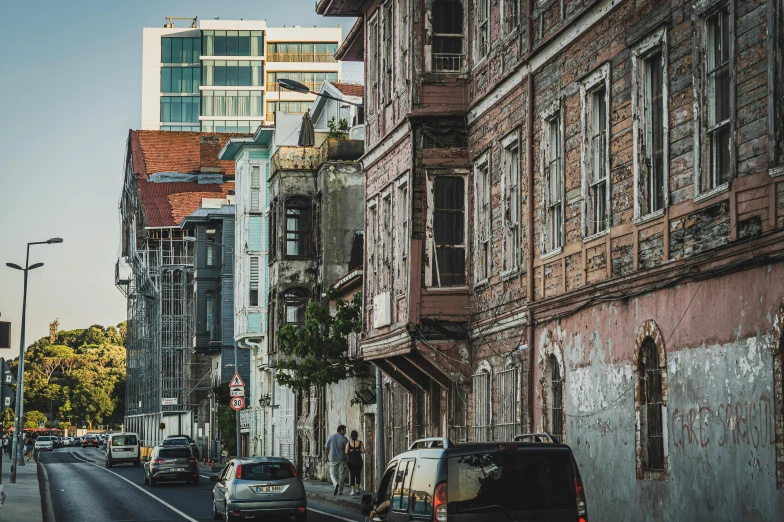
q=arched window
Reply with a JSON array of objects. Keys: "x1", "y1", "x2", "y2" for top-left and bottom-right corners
[
  {"x1": 285, "y1": 197, "x2": 310, "y2": 258},
  {"x1": 496, "y1": 360, "x2": 520, "y2": 441},
  {"x1": 640, "y1": 337, "x2": 664, "y2": 472},
  {"x1": 546, "y1": 354, "x2": 563, "y2": 440},
  {"x1": 472, "y1": 365, "x2": 492, "y2": 441}
]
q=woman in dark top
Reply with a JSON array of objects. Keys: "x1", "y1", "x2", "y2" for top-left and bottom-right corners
[{"x1": 345, "y1": 430, "x2": 365, "y2": 495}]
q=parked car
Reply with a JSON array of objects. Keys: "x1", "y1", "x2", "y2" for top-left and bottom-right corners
[
  {"x1": 361, "y1": 434, "x2": 588, "y2": 522},
  {"x1": 35, "y1": 436, "x2": 55, "y2": 452},
  {"x1": 106, "y1": 432, "x2": 141, "y2": 467},
  {"x1": 162, "y1": 434, "x2": 200, "y2": 460},
  {"x1": 210, "y1": 457, "x2": 306, "y2": 522},
  {"x1": 73, "y1": 437, "x2": 82, "y2": 446},
  {"x1": 143, "y1": 446, "x2": 199, "y2": 487},
  {"x1": 82, "y1": 435, "x2": 100, "y2": 448}
]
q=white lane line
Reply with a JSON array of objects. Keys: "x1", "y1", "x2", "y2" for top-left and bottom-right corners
[
  {"x1": 69, "y1": 451, "x2": 199, "y2": 522},
  {"x1": 308, "y1": 506, "x2": 361, "y2": 522}
]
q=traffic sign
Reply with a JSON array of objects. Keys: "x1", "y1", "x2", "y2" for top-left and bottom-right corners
[
  {"x1": 229, "y1": 373, "x2": 245, "y2": 387},
  {"x1": 230, "y1": 389, "x2": 244, "y2": 397},
  {"x1": 230, "y1": 396, "x2": 245, "y2": 410}
]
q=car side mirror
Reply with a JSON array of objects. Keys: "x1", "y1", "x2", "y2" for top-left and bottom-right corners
[
  {"x1": 209, "y1": 475, "x2": 220, "y2": 482},
  {"x1": 360, "y1": 493, "x2": 374, "y2": 516}
]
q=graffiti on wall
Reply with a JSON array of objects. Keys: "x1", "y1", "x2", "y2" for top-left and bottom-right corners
[{"x1": 671, "y1": 395, "x2": 775, "y2": 449}]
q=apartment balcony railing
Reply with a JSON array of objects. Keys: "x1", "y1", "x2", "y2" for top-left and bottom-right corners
[
  {"x1": 271, "y1": 145, "x2": 323, "y2": 173},
  {"x1": 267, "y1": 53, "x2": 336, "y2": 63},
  {"x1": 432, "y1": 53, "x2": 465, "y2": 72}
]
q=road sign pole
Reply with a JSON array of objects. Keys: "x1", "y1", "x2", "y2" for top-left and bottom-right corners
[
  {"x1": 0, "y1": 357, "x2": 4, "y2": 484},
  {"x1": 234, "y1": 342, "x2": 240, "y2": 459}
]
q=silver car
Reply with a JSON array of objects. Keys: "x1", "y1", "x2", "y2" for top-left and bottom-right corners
[{"x1": 210, "y1": 457, "x2": 306, "y2": 521}]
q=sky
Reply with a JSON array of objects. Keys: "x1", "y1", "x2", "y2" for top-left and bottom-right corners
[{"x1": 0, "y1": 0, "x2": 361, "y2": 348}]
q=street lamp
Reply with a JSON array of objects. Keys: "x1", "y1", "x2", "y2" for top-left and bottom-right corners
[
  {"x1": 6, "y1": 237, "x2": 63, "y2": 482},
  {"x1": 277, "y1": 78, "x2": 364, "y2": 108}
]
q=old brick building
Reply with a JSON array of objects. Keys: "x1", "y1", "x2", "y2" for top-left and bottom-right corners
[{"x1": 318, "y1": 0, "x2": 784, "y2": 517}]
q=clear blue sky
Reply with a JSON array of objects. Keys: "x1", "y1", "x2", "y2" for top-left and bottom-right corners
[{"x1": 0, "y1": 0, "x2": 360, "y2": 348}]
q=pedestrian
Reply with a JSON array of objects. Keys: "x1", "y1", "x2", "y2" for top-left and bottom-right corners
[
  {"x1": 345, "y1": 430, "x2": 365, "y2": 496},
  {"x1": 324, "y1": 424, "x2": 348, "y2": 496},
  {"x1": 24, "y1": 434, "x2": 34, "y2": 461}
]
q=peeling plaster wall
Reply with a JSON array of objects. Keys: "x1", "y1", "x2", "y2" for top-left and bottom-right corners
[{"x1": 535, "y1": 263, "x2": 784, "y2": 520}]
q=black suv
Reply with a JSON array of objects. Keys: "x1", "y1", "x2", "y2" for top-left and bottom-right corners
[
  {"x1": 362, "y1": 434, "x2": 587, "y2": 522},
  {"x1": 162, "y1": 434, "x2": 200, "y2": 460}
]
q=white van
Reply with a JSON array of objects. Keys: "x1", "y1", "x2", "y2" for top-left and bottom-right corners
[{"x1": 105, "y1": 432, "x2": 140, "y2": 467}]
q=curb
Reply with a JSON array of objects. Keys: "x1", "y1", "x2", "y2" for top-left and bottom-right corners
[{"x1": 305, "y1": 489, "x2": 361, "y2": 513}]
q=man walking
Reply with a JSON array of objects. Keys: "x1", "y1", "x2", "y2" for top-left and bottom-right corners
[{"x1": 324, "y1": 425, "x2": 348, "y2": 495}]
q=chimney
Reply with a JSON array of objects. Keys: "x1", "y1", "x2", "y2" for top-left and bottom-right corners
[{"x1": 199, "y1": 136, "x2": 222, "y2": 173}]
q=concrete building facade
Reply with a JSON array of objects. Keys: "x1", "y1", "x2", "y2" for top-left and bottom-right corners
[{"x1": 318, "y1": 0, "x2": 784, "y2": 518}]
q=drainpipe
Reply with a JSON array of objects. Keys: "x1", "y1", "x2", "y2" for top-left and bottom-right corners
[{"x1": 526, "y1": 0, "x2": 536, "y2": 433}]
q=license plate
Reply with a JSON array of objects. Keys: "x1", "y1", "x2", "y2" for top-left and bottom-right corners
[
  {"x1": 255, "y1": 486, "x2": 282, "y2": 493},
  {"x1": 168, "y1": 467, "x2": 186, "y2": 472}
]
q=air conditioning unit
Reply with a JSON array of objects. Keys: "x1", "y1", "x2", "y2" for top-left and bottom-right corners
[{"x1": 373, "y1": 292, "x2": 392, "y2": 328}]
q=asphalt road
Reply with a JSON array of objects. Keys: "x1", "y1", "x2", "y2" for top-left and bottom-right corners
[{"x1": 38, "y1": 447, "x2": 367, "y2": 522}]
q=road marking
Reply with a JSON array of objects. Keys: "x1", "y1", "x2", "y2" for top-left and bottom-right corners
[
  {"x1": 308, "y1": 506, "x2": 360, "y2": 522},
  {"x1": 69, "y1": 451, "x2": 199, "y2": 522}
]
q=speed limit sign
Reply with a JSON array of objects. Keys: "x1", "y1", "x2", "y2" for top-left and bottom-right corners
[{"x1": 230, "y1": 396, "x2": 245, "y2": 411}]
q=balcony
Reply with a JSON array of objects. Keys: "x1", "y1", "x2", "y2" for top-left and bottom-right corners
[
  {"x1": 267, "y1": 53, "x2": 336, "y2": 63},
  {"x1": 270, "y1": 138, "x2": 364, "y2": 175}
]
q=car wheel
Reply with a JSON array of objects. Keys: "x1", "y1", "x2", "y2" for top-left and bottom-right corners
[
  {"x1": 212, "y1": 501, "x2": 221, "y2": 520},
  {"x1": 224, "y1": 504, "x2": 236, "y2": 522}
]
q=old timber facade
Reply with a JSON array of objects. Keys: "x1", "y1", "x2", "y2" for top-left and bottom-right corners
[{"x1": 318, "y1": 0, "x2": 784, "y2": 518}]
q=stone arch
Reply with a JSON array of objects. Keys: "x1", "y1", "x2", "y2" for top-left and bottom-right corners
[
  {"x1": 539, "y1": 336, "x2": 565, "y2": 442},
  {"x1": 633, "y1": 319, "x2": 668, "y2": 480}
]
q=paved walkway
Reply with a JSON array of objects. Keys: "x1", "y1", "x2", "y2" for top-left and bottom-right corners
[
  {"x1": 303, "y1": 479, "x2": 364, "y2": 512},
  {"x1": 0, "y1": 452, "x2": 43, "y2": 521}
]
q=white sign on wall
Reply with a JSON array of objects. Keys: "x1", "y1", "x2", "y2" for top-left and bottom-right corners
[{"x1": 161, "y1": 398, "x2": 178, "y2": 406}]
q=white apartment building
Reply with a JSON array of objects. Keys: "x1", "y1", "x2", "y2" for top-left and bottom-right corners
[{"x1": 141, "y1": 18, "x2": 342, "y2": 132}]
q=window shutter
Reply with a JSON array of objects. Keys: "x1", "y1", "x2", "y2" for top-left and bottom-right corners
[
  {"x1": 249, "y1": 257, "x2": 259, "y2": 291},
  {"x1": 250, "y1": 166, "x2": 260, "y2": 211}
]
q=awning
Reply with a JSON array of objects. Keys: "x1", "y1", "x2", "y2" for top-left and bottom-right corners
[{"x1": 369, "y1": 341, "x2": 469, "y2": 393}]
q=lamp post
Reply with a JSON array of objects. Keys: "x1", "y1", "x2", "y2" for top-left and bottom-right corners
[
  {"x1": 276, "y1": 79, "x2": 364, "y2": 108},
  {"x1": 182, "y1": 235, "x2": 242, "y2": 457},
  {"x1": 6, "y1": 237, "x2": 63, "y2": 483}
]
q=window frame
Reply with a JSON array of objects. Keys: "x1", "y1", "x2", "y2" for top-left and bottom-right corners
[
  {"x1": 205, "y1": 230, "x2": 218, "y2": 267},
  {"x1": 632, "y1": 28, "x2": 669, "y2": 221},
  {"x1": 206, "y1": 289, "x2": 217, "y2": 339},
  {"x1": 396, "y1": 176, "x2": 410, "y2": 295},
  {"x1": 382, "y1": 190, "x2": 394, "y2": 292},
  {"x1": 501, "y1": 0, "x2": 520, "y2": 38},
  {"x1": 541, "y1": 100, "x2": 565, "y2": 256},
  {"x1": 473, "y1": 153, "x2": 491, "y2": 286},
  {"x1": 367, "y1": 198, "x2": 379, "y2": 299},
  {"x1": 249, "y1": 256, "x2": 260, "y2": 307},
  {"x1": 474, "y1": 0, "x2": 489, "y2": 64},
  {"x1": 397, "y1": 0, "x2": 410, "y2": 87},
  {"x1": 382, "y1": 1, "x2": 393, "y2": 105},
  {"x1": 580, "y1": 63, "x2": 611, "y2": 239},
  {"x1": 501, "y1": 131, "x2": 522, "y2": 274},
  {"x1": 284, "y1": 197, "x2": 311, "y2": 259},
  {"x1": 545, "y1": 353, "x2": 564, "y2": 441},
  {"x1": 694, "y1": 1, "x2": 736, "y2": 197},
  {"x1": 283, "y1": 288, "x2": 309, "y2": 327},
  {"x1": 430, "y1": 0, "x2": 466, "y2": 73},
  {"x1": 368, "y1": 12, "x2": 380, "y2": 114},
  {"x1": 472, "y1": 362, "x2": 492, "y2": 442},
  {"x1": 426, "y1": 170, "x2": 469, "y2": 289},
  {"x1": 496, "y1": 360, "x2": 520, "y2": 441}
]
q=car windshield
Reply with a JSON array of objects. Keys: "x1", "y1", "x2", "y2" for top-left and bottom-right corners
[
  {"x1": 112, "y1": 435, "x2": 137, "y2": 445},
  {"x1": 240, "y1": 462, "x2": 295, "y2": 481},
  {"x1": 447, "y1": 451, "x2": 576, "y2": 516},
  {"x1": 159, "y1": 448, "x2": 191, "y2": 459},
  {"x1": 163, "y1": 438, "x2": 189, "y2": 446}
]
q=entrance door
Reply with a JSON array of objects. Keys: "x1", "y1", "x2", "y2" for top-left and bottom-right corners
[{"x1": 275, "y1": 385, "x2": 296, "y2": 463}]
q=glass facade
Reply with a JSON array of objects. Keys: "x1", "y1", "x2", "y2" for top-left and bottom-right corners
[
  {"x1": 161, "y1": 124, "x2": 199, "y2": 131},
  {"x1": 161, "y1": 96, "x2": 200, "y2": 123},
  {"x1": 266, "y1": 101, "x2": 312, "y2": 121},
  {"x1": 267, "y1": 42, "x2": 338, "y2": 62},
  {"x1": 201, "y1": 120, "x2": 263, "y2": 133},
  {"x1": 162, "y1": 37, "x2": 201, "y2": 63},
  {"x1": 266, "y1": 71, "x2": 338, "y2": 92},
  {"x1": 201, "y1": 90, "x2": 263, "y2": 117},
  {"x1": 202, "y1": 30, "x2": 264, "y2": 56},
  {"x1": 202, "y1": 60, "x2": 263, "y2": 86},
  {"x1": 161, "y1": 67, "x2": 200, "y2": 93}
]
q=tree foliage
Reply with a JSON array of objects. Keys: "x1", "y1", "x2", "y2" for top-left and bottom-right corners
[
  {"x1": 9, "y1": 324, "x2": 126, "y2": 429},
  {"x1": 212, "y1": 384, "x2": 236, "y2": 456},
  {"x1": 275, "y1": 289, "x2": 365, "y2": 391}
]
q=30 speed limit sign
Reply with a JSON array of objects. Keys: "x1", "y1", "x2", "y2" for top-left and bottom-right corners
[{"x1": 230, "y1": 396, "x2": 245, "y2": 411}]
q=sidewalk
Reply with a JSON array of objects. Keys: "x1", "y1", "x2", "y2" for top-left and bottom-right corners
[
  {"x1": 0, "y1": 454, "x2": 43, "y2": 521},
  {"x1": 303, "y1": 479, "x2": 363, "y2": 512}
]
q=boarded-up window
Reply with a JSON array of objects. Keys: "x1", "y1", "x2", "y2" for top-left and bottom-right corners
[{"x1": 640, "y1": 337, "x2": 664, "y2": 472}]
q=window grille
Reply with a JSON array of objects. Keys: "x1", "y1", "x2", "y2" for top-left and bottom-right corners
[
  {"x1": 496, "y1": 363, "x2": 519, "y2": 441},
  {"x1": 472, "y1": 368, "x2": 492, "y2": 441},
  {"x1": 448, "y1": 381, "x2": 467, "y2": 442},
  {"x1": 640, "y1": 338, "x2": 665, "y2": 471},
  {"x1": 431, "y1": 0, "x2": 465, "y2": 71},
  {"x1": 548, "y1": 354, "x2": 563, "y2": 440},
  {"x1": 412, "y1": 388, "x2": 428, "y2": 440},
  {"x1": 386, "y1": 383, "x2": 409, "y2": 461}
]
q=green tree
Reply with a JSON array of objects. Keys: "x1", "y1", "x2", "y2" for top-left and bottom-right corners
[
  {"x1": 212, "y1": 384, "x2": 236, "y2": 456},
  {"x1": 24, "y1": 410, "x2": 47, "y2": 429},
  {"x1": 275, "y1": 289, "x2": 365, "y2": 391}
]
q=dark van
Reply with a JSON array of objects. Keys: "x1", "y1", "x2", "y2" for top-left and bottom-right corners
[{"x1": 363, "y1": 434, "x2": 587, "y2": 522}]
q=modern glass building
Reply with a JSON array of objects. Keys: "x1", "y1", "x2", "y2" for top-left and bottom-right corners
[{"x1": 141, "y1": 19, "x2": 342, "y2": 132}]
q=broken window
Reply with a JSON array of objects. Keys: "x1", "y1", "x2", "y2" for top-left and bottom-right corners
[
  {"x1": 249, "y1": 256, "x2": 259, "y2": 307},
  {"x1": 285, "y1": 197, "x2": 310, "y2": 258},
  {"x1": 544, "y1": 112, "x2": 564, "y2": 253},
  {"x1": 396, "y1": 181, "x2": 409, "y2": 293},
  {"x1": 474, "y1": 158, "x2": 490, "y2": 283},
  {"x1": 546, "y1": 354, "x2": 563, "y2": 440},
  {"x1": 449, "y1": 381, "x2": 467, "y2": 443},
  {"x1": 430, "y1": 175, "x2": 467, "y2": 287},
  {"x1": 502, "y1": 0, "x2": 520, "y2": 36},
  {"x1": 283, "y1": 288, "x2": 309, "y2": 327},
  {"x1": 502, "y1": 135, "x2": 521, "y2": 272},
  {"x1": 704, "y1": 5, "x2": 732, "y2": 190},
  {"x1": 496, "y1": 361, "x2": 520, "y2": 441},
  {"x1": 432, "y1": 0, "x2": 464, "y2": 72},
  {"x1": 475, "y1": 0, "x2": 489, "y2": 61},
  {"x1": 250, "y1": 165, "x2": 261, "y2": 212},
  {"x1": 639, "y1": 337, "x2": 665, "y2": 472},
  {"x1": 472, "y1": 366, "x2": 492, "y2": 441}
]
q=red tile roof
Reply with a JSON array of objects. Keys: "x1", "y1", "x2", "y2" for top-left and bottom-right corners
[
  {"x1": 332, "y1": 82, "x2": 364, "y2": 98},
  {"x1": 129, "y1": 130, "x2": 248, "y2": 227}
]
